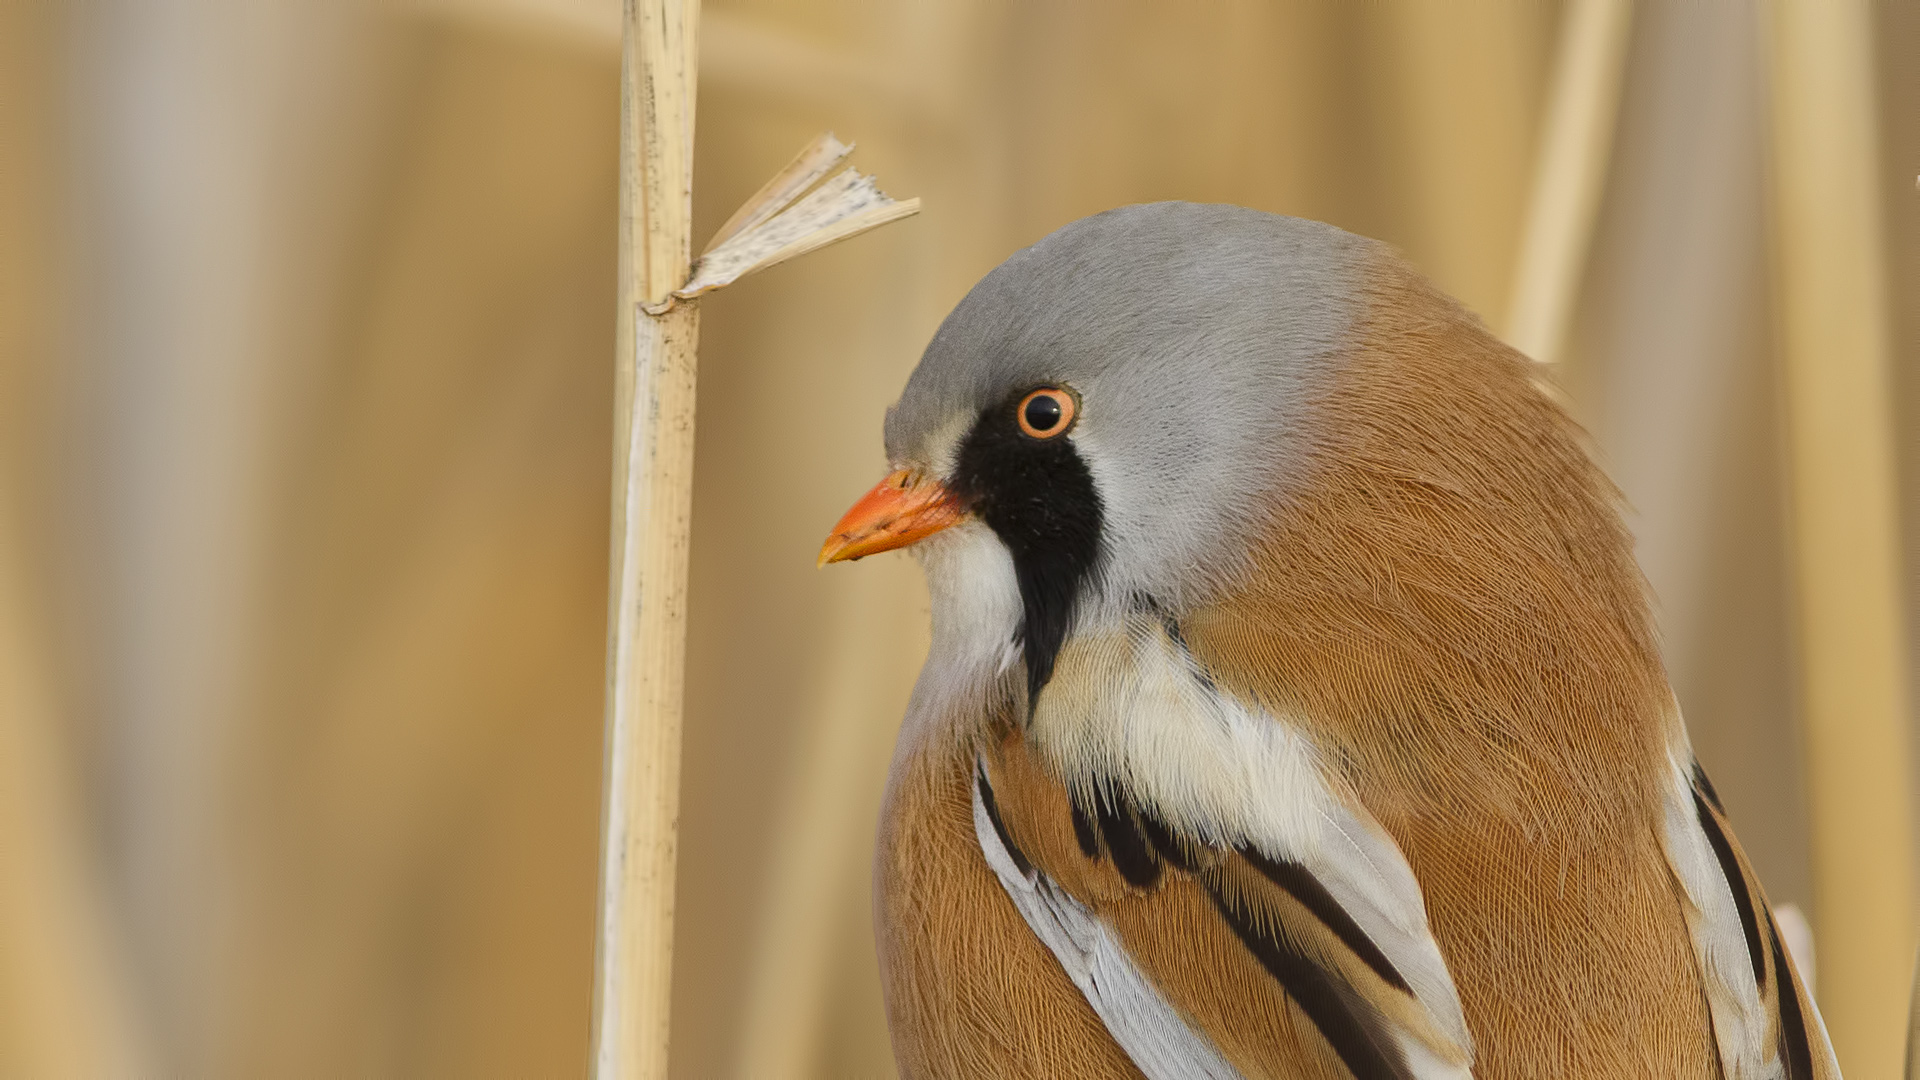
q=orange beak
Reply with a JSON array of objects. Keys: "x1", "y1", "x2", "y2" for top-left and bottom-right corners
[{"x1": 818, "y1": 469, "x2": 965, "y2": 566}]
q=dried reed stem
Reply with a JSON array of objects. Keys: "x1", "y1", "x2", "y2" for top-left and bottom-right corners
[
  {"x1": 590, "y1": 1, "x2": 699, "y2": 1076},
  {"x1": 587, "y1": 3, "x2": 917, "y2": 1070}
]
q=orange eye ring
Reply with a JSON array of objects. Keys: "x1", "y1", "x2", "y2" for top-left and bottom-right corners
[{"x1": 1016, "y1": 386, "x2": 1079, "y2": 439}]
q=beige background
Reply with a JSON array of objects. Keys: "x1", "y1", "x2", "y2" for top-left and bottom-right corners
[{"x1": 2, "y1": 0, "x2": 1916, "y2": 1075}]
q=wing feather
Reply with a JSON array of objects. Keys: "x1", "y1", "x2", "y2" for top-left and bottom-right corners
[
  {"x1": 991, "y1": 613, "x2": 1473, "y2": 1077},
  {"x1": 972, "y1": 767, "x2": 1242, "y2": 1080},
  {"x1": 1661, "y1": 749, "x2": 1841, "y2": 1080},
  {"x1": 1205, "y1": 872, "x2": 1410, "y2": 1080},
  {"x1": 979, "y1": 722, "x2": 1472, "y2": 1080}
]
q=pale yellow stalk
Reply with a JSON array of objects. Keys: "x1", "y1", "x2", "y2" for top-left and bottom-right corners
[{"x1": 588, "y1": 4, "x2": 917, "y2": 1075}]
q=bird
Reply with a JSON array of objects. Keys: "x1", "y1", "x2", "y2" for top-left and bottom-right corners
[{"x1": 817, "y1": 202, "x2": 1838, "y2": 1080}]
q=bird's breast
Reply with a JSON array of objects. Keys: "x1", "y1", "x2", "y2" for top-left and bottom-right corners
[{"x1": 1028, "y1": 614, "x2": 1344, "y2": 860}]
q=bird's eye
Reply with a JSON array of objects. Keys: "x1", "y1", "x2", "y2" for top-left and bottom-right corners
[{"x1": 1017, "y1": 387, "x2": 1078, "y2": 439}]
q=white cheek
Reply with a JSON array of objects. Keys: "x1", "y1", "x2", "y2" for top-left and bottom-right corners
[{"x1": 915, "y1": 520, "x2": 1023, "y2": 691}]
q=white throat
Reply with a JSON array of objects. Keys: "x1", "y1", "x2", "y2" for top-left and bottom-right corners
[{"x1": 894, "y1": 521, "x2": 1024, "y2": 750}]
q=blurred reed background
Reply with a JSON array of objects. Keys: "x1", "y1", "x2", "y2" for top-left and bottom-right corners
[{"x1": 2, "y1": 0, "x2": 1918, "y2": 1075}]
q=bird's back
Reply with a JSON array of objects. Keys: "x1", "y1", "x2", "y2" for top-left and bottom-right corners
[{"x1": 1172, "y1": 252, "x2": 1719, "y2": 1075}]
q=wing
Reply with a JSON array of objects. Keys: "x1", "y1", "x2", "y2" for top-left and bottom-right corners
[
  {"x1": 877, "y1": 727, "x2": 1148, "y2": 1079},
  {"x1": 975, "y1": 615, "x2": 1473, "y2": 1080},
  {"x1": 972, "y1": 761, "x2": 1240, "y2": 1080},
  {"x1": 1660, "y1": 748, "x2": 1841, "y2": 1080}
]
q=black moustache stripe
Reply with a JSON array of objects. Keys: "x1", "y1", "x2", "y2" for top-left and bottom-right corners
[{"x1": 948, "y1": 387, "x2": 1103, "y2": 709}]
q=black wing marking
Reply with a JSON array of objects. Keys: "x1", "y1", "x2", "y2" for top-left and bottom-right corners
[
  {"x1": 1207, "y1": 879, "x2": 1414, "y2": 1080},
  {"x1": 1241, "y1": 846, "x2": 1412, "y2": 995},
  {"x1": 1033, "y1": 769, "x2": 1446, "y2": 1079},
  {"x1": 1768, "y1": 908, "x2": 1815, "y2": 1080},
  {"x1": 976, "y1": 765, "x2": 1033, "y2": 878},
  {"x1": 1685, "y1": 760, "x2": 1837, "y2": 1079},
  {"x1": 1692, "y1": 785, "x2": 1766, "y2": 985}
]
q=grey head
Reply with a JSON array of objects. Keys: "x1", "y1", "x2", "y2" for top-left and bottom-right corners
[{"x1": 881, "y1": 203, "x2": 1378, "y2": 701}]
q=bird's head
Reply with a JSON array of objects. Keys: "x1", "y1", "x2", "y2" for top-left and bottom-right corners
[{"x1": 820, "y1": 203, "x2": 1375, "y2": 703}]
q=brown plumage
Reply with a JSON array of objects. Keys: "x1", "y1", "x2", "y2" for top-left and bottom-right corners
[
  {"x1": 876, "y1": 723, "x2": 1143, "y2": 1079},
  {"x1": 825, "y1": 203, "x2": 1836, "y2": 1079},
  {"x1": 1178, "y1": 252, "x2": 1713, "y2": 1076}
]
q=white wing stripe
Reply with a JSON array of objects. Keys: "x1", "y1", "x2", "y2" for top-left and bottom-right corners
[
  {"x1": 1660, "y1": 748, "x2": 1777, "y2": 1080},
  {"x1": 1306, "y1": 802, "x2": 1474, "y2": 1055},
  {"x1": 972, "y1": 772, "x2": 1243, "y2": 1080}
]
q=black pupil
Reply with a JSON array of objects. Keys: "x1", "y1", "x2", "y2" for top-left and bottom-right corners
[{"x1": 1024, "y1": 394, "x2": 1063, "y2": 432}]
